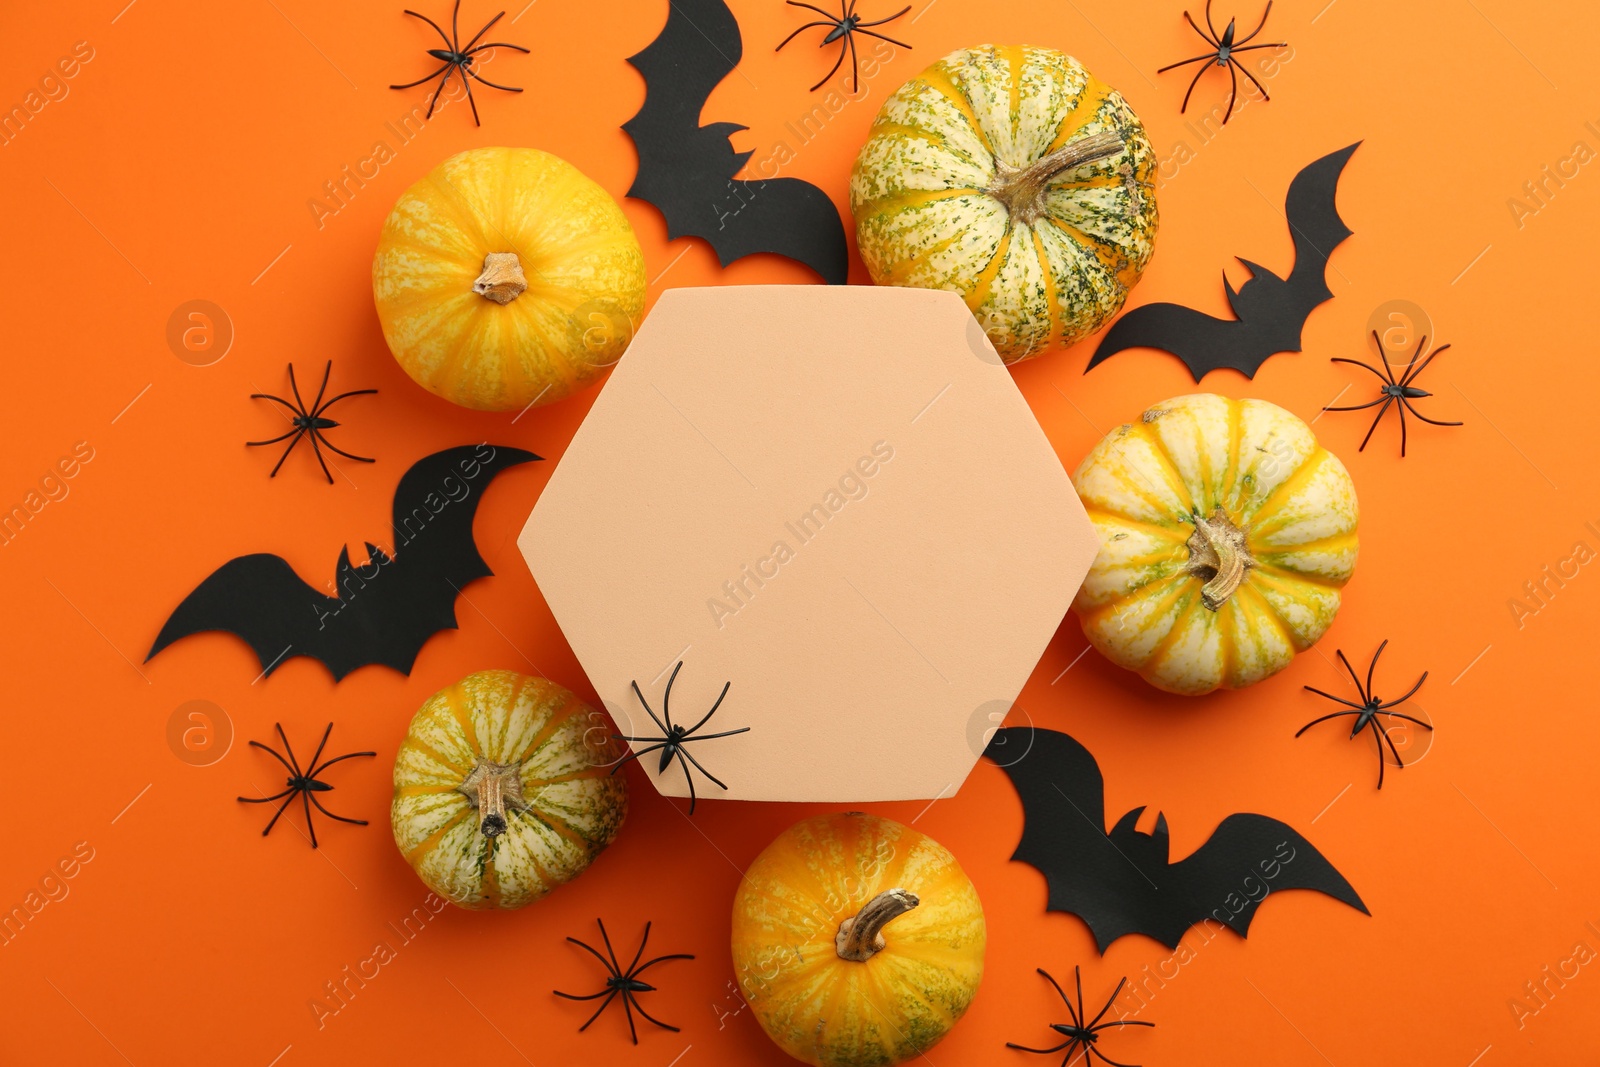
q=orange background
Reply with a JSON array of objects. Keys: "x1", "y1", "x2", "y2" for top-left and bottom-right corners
[{"x1": 2, "y1": 0, "x2": 1596, "y2": 1063}]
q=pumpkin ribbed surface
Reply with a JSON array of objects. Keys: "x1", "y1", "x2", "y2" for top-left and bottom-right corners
[
  {"x1": 850, "y1": 45, "x2": 1157, "y2": 363},
  {"x1": 391, "y1": 670, "x2": 627, "y2": 909},
  {"x1": 732, "y1": 813, "x2": 985, "y2": 1067},
  {"x1": 372, "y1": 147, "x2": 646, "y2": 411},
  {"x1": 1073, "y1": 394, "x2": 1359, "y2": 695}
]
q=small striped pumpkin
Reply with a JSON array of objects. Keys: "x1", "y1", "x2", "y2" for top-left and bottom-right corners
[
  {"x1": 391, "y1": 671, "x2": 627, "y2": 909},
  {"x1": 850, "y1": 45, "x2": 1158, "y2": 363},
  {"x1": 732, "y1": 813, "x2": 985, "y2": 1066},
  {"x1": 372, "y1": 147, "x2": 646, "y2": 411},
  {"x1": 1073, "y1": 395, "x2": 1359, "y2": 695}
]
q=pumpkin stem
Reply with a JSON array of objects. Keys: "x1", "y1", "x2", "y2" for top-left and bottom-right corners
[
  {"x1": 473, "y1": 252, "x2": 528, "y2": 305},
  {"x1": 835, "y1": 888, "x2": 920, "y2": 962},
  {"x1": 459, "y1": 758, "x2": 525, "y2": 838},
  {"x1": 1186, "y1": 507, "x2": 1254, "y2": 611},
  {"x1": 986, "y1": 130, "x2": 1125, "y2": 225}
]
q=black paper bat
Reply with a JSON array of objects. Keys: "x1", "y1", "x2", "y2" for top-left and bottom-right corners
[
  {"x1": 147, "y1": 444, "x2": 537, "y2": 682},
  {"x1": 985, "y1": 727, "x2": 1367, "y2": 951},
  {"x1": 622, "y1": 0, "x2": 848, "y2": 284},
  {"x1": 1086, "y1": 142, "x2": 1360, "y2": 380}
]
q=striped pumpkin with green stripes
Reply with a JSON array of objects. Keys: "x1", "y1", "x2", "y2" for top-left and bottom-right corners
[
  {"x1": 850, "y1": 45, "x2": 1158, "y2": 363},
  {"x1": 391, "y1": 671, "x2": 627, "y2": 909},
  {"x1": 1072, "y1": 395, "x2": 1360, "y2": 695}
]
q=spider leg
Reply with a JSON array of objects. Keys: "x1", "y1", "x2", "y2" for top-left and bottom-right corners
[
  {"x1": 630, "y1": 680, "x2": 674, "y2": 735},
  {"x1": 249, "y1": 738, "x2": 299, "y2": 778},
  {"x1": 853, "y1": 27, "x2": 914, "y2": 49},
  {"x1": 857, "y1": 5, "x2": 912, "y2": 27},
  {"x1": 1364, "y1": 640, "x2": 1388, "y2": 699},
  {"x1": 450, "y1": 0, "x2": 463, "y2": 49},
  {"x1": 1377, "y1": 720, "x2": 1408, "y2": 768},
  {"x1": 1222, "y1": 60, "x2": 1238, "y2": 124},
  {"x1": 675, "y1": 745, "x2": 730, "y2": 791},
  {"x1": 423, "y1": 65, "x2": 453, "y2": 119},
  {"x1": 1003, "y1": 1039, "x2": 1075, "y2": 1054},
  {"x1": 1398, "y1": 400, "x2": 1463, "y2": 428},
  {"x1": 307, "y1": 429, "x2": 337, "y2": 484},
  {"x1": 260, "y1": 790, "x2": 301, "y2": 836},
  {"x1": 1085, "y1": 976, "x2": 1128, "y2": 1028},
  {"x1": 1235, "y1": 58, "x2": 1272, "y2": 103},
  {"x1": 1085, "y1": 1045, "x2": 1141, "y2": 1067},
  {"x1": 677, "y1": 726, "x2": 751, "y2": 743},
  {"x1": 847, "y1": 27, "x2": 860, "y2": 94},
  {"x1": 1179, "y1": 59, "x2": 1211, "y2": 114},
  {"x1": 276, "y1": 723, "x2": 306, "y2": 777},
  {"x1": 246, "y1": 428, "x2": 305, "y2": 447},
  {"x1": 1324, "y1": 396, "x2": 1392, "y2": 412},
  {"x1": 1229, "y1": 42, "x2": 1288, "y2": 53},
  {"x1": 625, "y1": 921, "x2": 652, "y2": 977},
  {"x1": 391, "y1": 62, "x2": 454, "y2": 90},
  {"x1": 1203, "y1": 0, "x2": 1221, "y2": 41},
  {"x1": 1074, "y1": 966, "x2": 1090, "y2": 1031},
  {"x1": 1381, "y1": 711, "x2": 1433, "y2": 729},
  {"x1": 1038, "y1": 968, "x2": 1075, "y2": 1014},
  {"x1": 1330, "y1": 357, "x2": 1394, "y2": 385},
  {"x1": 609, "y1": 740, "x2": 673, "y2": 774},
  {"x1": 674, "y1": 748, "x2": 701, "y2": 815},
  {"x1": 1157, "y1": 53, "x2": 1221, "y2": 73},
  {"x1": 574, "y1": 988, "x2": 621, "y2": 1031},
  {"x1": 1235, "y1": 0, "x2": 1274, "y2": 44},
  {"x1": 308, "y1": 793, "x2": 369, "y2": 827},
  {"x1": 682, "y1": 681, "x2": 732, "y2": 735},
  {"x1": 1400, "y1": 342, "x2": 1450, "y2": 387},
  {"x1": 785, "y1": 0, "x2": 842, "y2": 17},
  {"x1": 1377, "y1": 670, "x2": 1429, "y2": 709},
  {"x1": 313, "y1": 387, "x2": 379, "y2": 417},
  {"x1": 238, "y1": 788, "x2": 295, "y2": 804},
  {"x1": 462, "y1": 70, "x2": 482, "y2": 126},
  {"x1": 288, "y1": 363, "x2": 310, "y2": 416},
  {"x1": 1357, "y1": 397, "x2": 1395, "y2": 452},
  {"x1": 1397, "y1": 395, "x2": 1409, "y2": 457},
  {"x1": 266, "y1": 430, "x2": 308, "y2": 477},
  {"x1": 316, "y1": 437, "x2": 377, "y2": 464},
  {"x1": 565, "y1": 934, "x2": 620, "y2": 975},
  {"x1": 626, "y1": 995, "x2": 682, "y2": 1033},
  {"x1": 620, "y1": 987, "x2": 641, "y2": 1044},
  {"x1": 1294, "y1": 710, "x2": 1361, "y2": 737},
  {"x1": 459, "y1": 9, "x2": 507, "y2": 53},
  {"x1": 248, "y1": 392, "x2": 303, "y2": 416},
  {"x1": 810, "y1": 37, "x2": 850, "y2": 92},
  {"x1": 775, "y1": 20, "x2": 833, "y2": 50},
  {"x1": 464, "y1": 67, "x2": 524, "y2": 93},
  {"x1": 1183, "y1": 7, "x2": 1220, "y2": 48},
  {"x1": 302, "y1": 788, "x2": 320, "y2": 848},
  {"x1": 1371, "y1": 721, "x2": 1387, "y2": 789},
  {"x1": 597, "y1": 918, "x2": 625, "y2": 976},
  {"x1": 631, "y1": 952, "x2": 696, "y2": 976},
  {"x1": 304, "y1": 722, "x2": 334, "y2": 778},
  {"x1": 465, "y1": 41, "x2": 532, "y2": 55},
  {"x1": 400, "y1": 8, "x2": 454, "y2": 49},
  {"x1": 306, "y1": 750, "x2": 378, "y2": 777},
  {"x1": 553, "y1": 989, "x2": 613, "y2": 1001},
  {"x1": 1302, "y1": 685, "x2": 1366, "y2": 710}
]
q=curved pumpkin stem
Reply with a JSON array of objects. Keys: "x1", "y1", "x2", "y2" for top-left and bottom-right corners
[
  {"x1": 835, "y1": 888, "x2": 920, "y2": 962},
  {"x1": 473, "y1": 252, "x2": 528, "y2": 305},
  {"x1": 986, "y1": 130, "x2": 1125, "y2": 225},
  {"x1": 459, "y1": 757, "x2": 525, "y2": 839},
  {"x1": 1186, "y1": 507, "x2": 1254, "y2": 610}
]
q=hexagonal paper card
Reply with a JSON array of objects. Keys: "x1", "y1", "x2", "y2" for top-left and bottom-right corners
[{"x1": 519, "y1": 286, "x2": 1098, "y2": 804}]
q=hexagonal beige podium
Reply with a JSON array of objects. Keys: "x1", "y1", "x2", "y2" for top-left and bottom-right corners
[{"x1": 519, "y1": 286, "x2": 1098, "y2": 803}]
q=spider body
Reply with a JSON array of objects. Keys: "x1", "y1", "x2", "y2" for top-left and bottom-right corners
[
  {"x1": 1324, "y1": 332, "x2": 1463, "y2": 456},
  {"x1": 612, "y1": 661, "x2": 749, "y2": 814},
  {"x1": 554, "y1": 919, "x2": 693, "y2": 1044},
  {"x1": 776, "y1": 0, "x2": 912, "y2": 93},
  {"x1": 390, "y1": 0, "x2": 529, "y2": 126},
  {"x1": 238, "y1": 723, "x2": 375, "y2": 849},
  {"x1": 1157, "y1": 0, "x2": 1286, "y2": 125},
  {"x1": 1298, "y1": 640, "x2": 1434, "y2": 788},
  {"x1": 1007, "y1": 966, "x2": 1154, "y2": 1067},
  {"x1": 246, "y1": 361, "x2": 375, "y2": 484}
]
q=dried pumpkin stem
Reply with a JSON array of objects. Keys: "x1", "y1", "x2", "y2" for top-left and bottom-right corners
[
  {"x1": 473, "y1": 252, "x2": 527, "y2": 305},
  {"x1": 986, "y1": 129, "x2": 1125, "y2": 225},
  {"x1": 460, "y1": 758, "x2": 524, "y2": 839},
  {"x1": 835, "y1": 888, "x2": 920, "y2": 962},
  {"x1": 1186, "y1": 507, "x2": 1254, "y2": 611}
]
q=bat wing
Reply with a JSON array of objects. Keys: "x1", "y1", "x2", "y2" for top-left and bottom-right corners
[
  {"x1": 621, "y1": 0, "x2": 848, "y2": 284},
  {"x1": 147, "y1": 554, "x2": 343, "y2": 676},
  {"x1": 986, "y1": 727, "x2": 1157, "y2": 950},
  {"x1": 147, "y1": 445, "x2": 539, "y2": 682},
  {"x1": 1280, "y1": 142, "x2": 1359, "y2": 309},
  {"x1": 1084, "y1": 300, "x2": 1243, "y2": 380},
  {"x1": 1168, "y1": 813, "x2": 1369, "y2": 940}
]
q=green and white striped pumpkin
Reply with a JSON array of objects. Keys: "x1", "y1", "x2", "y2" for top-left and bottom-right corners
[
  {"x1": 850, "y1": 45, "x2": 1158, "y2": 363},
  {"x1": 391, "y1": 671, "x2": 627, "y2": 909}
]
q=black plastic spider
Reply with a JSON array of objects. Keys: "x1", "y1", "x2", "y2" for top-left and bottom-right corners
[
  {"x1": 247, "y1": 361, "x2": 376, "y2": 484},
  {"x1": 554, "y1": 919, "x2": 694, "y2": 1044},
  {"x1": 390, "y1": 0, "x2": 529, "y2": 126},
  {"x1": 238, "y1": 723, "x2": 375, "y2": 849},
  {"x1": 1298, "y1": 641, "x2": 1433, "y2": 789},
  {"x1": 611, "y1": 661, "x2": 750, "y2": 815},
  {"x1": 1007, "y1": 966, "x2": 1155, "y2": 1067},
  {"x1": 1324, "y1": 332, "x2": 1463, "y2": 457},
  {"x1": 776, "y1": 0, "x2": 912, "y2": 93},
  {"x1": 1158, "y1": 0, "x2": 1286, "y2": 125}
]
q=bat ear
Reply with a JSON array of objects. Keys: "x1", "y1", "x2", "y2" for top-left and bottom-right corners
[
  {"x1": 1153, "y1": 811, "x2": 1169, "y2": 840},
  {"x1": 1110, "y1": 806, "x2": 1146, "y2": 836}
]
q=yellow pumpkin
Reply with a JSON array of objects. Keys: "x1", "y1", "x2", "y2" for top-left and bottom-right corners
[
  {"x1": 1072, "y1": 394, "x2": 1359, "y2": 695},
  {"x1": 391, "y1": 670, "x2": 627, "y2": 909},
  {"x1": 372, "y1": 147, "x2": 647, "y2": 411},
  {"x1": 731, "y1": 812, "x2": 985, "y2": 1067},
  {"x1": 850, "y1": 45, "x2": 1158, "y2": 363}
]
